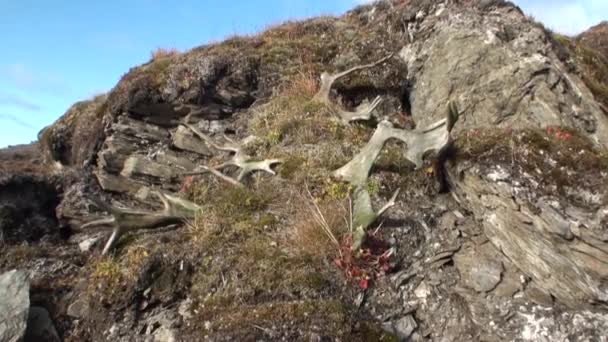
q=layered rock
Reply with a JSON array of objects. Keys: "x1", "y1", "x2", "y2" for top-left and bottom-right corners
[
  {"x1": 447, "y1": 128, "x2": 608, "y2": 308},
  {"x1": 2, "y1": 0, "x2": 607, "y2": 340}
]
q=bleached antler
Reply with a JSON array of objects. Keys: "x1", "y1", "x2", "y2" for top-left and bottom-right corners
[
  {"x1": 81, "y1": 192, "x2": 202, "y2": 255},
  {"x1": 313, "y1": 55, "x2": 393, "y2": 123},
  {"x1": 351, "y1": 187, "x2": 400, "y2": 251},
  {"x1": 182, "y1": 123, "x2": 282, "y2": 185},
  {"x1": 335, "y1": 102, "x2": 460, "y2": 251},
  {"x1": 333, "y1": 101, "x2": 459, "y2": 186}
]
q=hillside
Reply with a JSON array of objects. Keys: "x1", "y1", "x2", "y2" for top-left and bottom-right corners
[{"x1": 1, "y1": 0, "x2": 608, "y2": 341}]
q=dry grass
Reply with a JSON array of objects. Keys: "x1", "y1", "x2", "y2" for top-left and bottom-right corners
[
  {"x1": 150, "y1": 47, "x2": 179, "y2": 61},
  {"x1": 281, "y1": 71, "x2": 319, "y2": 99},
  {"x1": 286, "y1": 190, "x2": 349, "y2": 261}
]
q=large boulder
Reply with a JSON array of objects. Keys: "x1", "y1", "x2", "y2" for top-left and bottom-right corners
[{"x1": 0, "y1": 270, "x2": 30, "y2": 342}]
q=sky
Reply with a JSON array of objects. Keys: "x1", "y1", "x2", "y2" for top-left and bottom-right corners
[{"x1": 0, "y1": 0, "x2": 606, "y2": 148}]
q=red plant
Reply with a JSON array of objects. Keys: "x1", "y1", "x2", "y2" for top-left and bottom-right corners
[
  {"x1": 467, "y1": 129, "x2": 481, "y2": 138},
  {"x1": 334, "y1": 231, "x2": 394, "y2": 290},
  {"x1": 546, "y1": 127, "x2": 572, "y2": 141},
  {"x1": 180, "y1": 175, "x2": 195, "y2": 194}
]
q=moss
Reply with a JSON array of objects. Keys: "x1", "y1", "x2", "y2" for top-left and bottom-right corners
[
  {"x1": 323, "y1": 181, "x2": 353, "y2": 201},
  {"x1": 212, "y1": 186, "x2": 272, "y2": 222},
  {"x1": 188, "y1": 299, "x2": 353, "y2": 340},
  {"x1": 147, "y1": 57, "x2": 173, "y2": 86},
  {"x1": 266, "y1": 129, "x2": 282, "y2": 146},
  {"x1": 278, "y1": 155, "x2": 306, "y2": 179},
  {"x1": 88, "y1": 258, "x2": 125, "y2": 299},
  {"x1": 366, "y1": 178, "x2": 381, "y2": 195},
  {"x1": 357, "y1": 322, "x2": 400, "y2": 342},
  {"x1": 0, "y1": 244, "x2": 49, "y2": 266},
  {"x1": 375, "y1": 140, "x2": 414, "y2": 174}
]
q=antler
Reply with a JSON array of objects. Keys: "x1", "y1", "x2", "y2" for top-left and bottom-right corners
[
  {"x1": 81, "y1": 192, "x2": 202, "y2": 255},
  {"x1": 334, "y1": 102, "x2": 460, "y2": 251},
  {"x1": 351, "y1": 187, "x2": 400, "y2": 251},
  {"x1": 182, "y1": 123, "x2": 282, "y2": 186},
  {"x1": 313, "y1": 54, "x2": 393, "y2": 123},
  {"x1": 333, "y1": 101, "x2": 460, "y2": 186}
]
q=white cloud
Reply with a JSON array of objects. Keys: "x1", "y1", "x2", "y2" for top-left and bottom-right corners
[
  {"x1": 0, "y1": 92, "x2": 41, "y2": 112},
  {"x1": 0, "y1": 113, "x2": 36, "y2": 129},
  {"x1": 0, "y1": 63, "x2": 70, "y2": 96}
]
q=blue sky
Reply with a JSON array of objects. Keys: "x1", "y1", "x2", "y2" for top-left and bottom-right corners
[{"x1": 0, "y1": 0, "x2": 606, "y2": 147}]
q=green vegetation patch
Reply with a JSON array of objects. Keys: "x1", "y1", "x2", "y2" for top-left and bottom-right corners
[{"x1": 454, "y1": 127, "x2": 608, "y2": 205}]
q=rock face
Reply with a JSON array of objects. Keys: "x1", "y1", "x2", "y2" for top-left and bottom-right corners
[
  {"x1": 447, "y1": 128, "x2": 608, "y2": 308},
  {"x1": 1, "y1": 0, "x2": 607, "y2": 341},
  {"x1": 0, "y1": 270, "x2": 30, "y2": 342},
  {"x1": 401, "y1": 3, "x2": 608, "y2": 146}
]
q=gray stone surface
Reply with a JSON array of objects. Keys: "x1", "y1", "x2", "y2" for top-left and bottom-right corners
[
  {"x1": 0, "y1": 270, "x2": 30, "y2": 342},
  {"x1": 401, "y1": 7, "x2": 608, "y2": 148},
  {"x1": 172, "y1": 125, "x2": 213, "y2": 156},
  {"x1": 383, "y1": 315, "x2": 418, "y2": 341},
  {"x1": 448, "y1": 162, "x2": 608, "y2": 307},
  {"x1": 454, "y1": 244, "x2": 504, "y2": 293}
]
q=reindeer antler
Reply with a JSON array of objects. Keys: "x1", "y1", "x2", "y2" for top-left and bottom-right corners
[
  {"x1": 81, "y1": 192, "x2": 202, "y2": 255},
  {"x1": 182, "y1": 123, "x2": 282, "y2": 185},
  {"x1": 314, "y1": 54, "x2": 393, "y2": 123}
]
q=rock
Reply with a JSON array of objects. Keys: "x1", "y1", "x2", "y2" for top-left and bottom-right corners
[
  {"x1": 78, "y1": 234, "x2": 102, "y2": 252},
  {"x1": 525, "y1": 282, "x2": 554, "y2": 307},
  {"x1": 120, "y1": 155, "x2": 181, "y2": 180},
  {"x1": 96, "y1": 171, "x2": 144, "y2": 194},
  {"x1": 447, "y1": 134, "x2": 608, "y2": 307},
  {"x1": 382, "y1": 315, "x2": 418, "y2": 341},
  {"x1": 0, "y1": 270, "x2": 30, "y2": 342},
  {"x1": 67, "y1": 297, "x2": 91, "y2": 318},
  {"x1": 454, "y1": 243, "x2": 504, "y2": 293},
  {"x1": 23, "y1": 306, "x2": 60, "y2": 342},
  {"x1": 392, "y1": 270, "x2": 416, "y2": 288},
  {"x1": 153, "y1": 326, "x2": 176, "y2": 342},
  {"x1": 172, "y1": 125, "x2": 213, "y2": 156},
  {"x1": 404, "y1": 5, "x2": 608, "y2": 147}
]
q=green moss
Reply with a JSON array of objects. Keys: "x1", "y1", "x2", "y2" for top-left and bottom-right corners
[
  {"x1": 366, "y1": 178, "x2": 381, "y2": 195},
  {"x1": 323, "y1": 181, "x2": 353, "y2": 201},
  {"x1": 266, "y1": 129, "x2": 282, "y2": 145},
  {"x1": 88, "y1": 258, "x2": 125, "y2": 299},
  {"x1": 189, "y1": 299, "x2": 353, "y2": 339},
  {"x1": 375, "y1": 140, "x2": 413, "y2": 174},
  {"x1": 212, "y1": 186, "x2": 272, "y2": 222},
  {"x1": 145, "y1": 57, "x2": 172, "y2": 86}
]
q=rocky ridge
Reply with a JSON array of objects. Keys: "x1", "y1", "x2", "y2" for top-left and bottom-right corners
[{"x1": 1, "y1": 0, "x2": 608, "y2": 341}]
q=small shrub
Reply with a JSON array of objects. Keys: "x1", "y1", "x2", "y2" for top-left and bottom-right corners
[
  {"x1": 88, "y1": 258, "x2": 125, "y2": 297},
  {"x1": 323, "y1": 181, "x2": 352, "y2": 201},
  {"x1": 365, "y1": 178, "x2": 381, "y2": 195}
]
